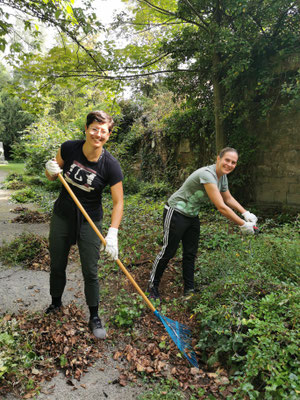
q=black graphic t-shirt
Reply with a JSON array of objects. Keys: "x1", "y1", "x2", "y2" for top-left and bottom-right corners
[{"x1": 54, "y1": 140, "x2": 123, "y2": 221}]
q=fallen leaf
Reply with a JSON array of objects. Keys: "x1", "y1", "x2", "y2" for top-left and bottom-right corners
[{"x1": 207, "y1": 372, "x2": 218, "y2": 379}]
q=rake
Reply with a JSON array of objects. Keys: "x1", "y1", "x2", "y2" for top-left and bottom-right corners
[{"x1": 58, "y1": 173, "x2": 199, "y2": 368}]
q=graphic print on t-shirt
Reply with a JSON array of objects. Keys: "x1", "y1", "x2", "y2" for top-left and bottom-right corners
[{"x1": 65, "y1": 161, "x2": 97, "y2": 192}]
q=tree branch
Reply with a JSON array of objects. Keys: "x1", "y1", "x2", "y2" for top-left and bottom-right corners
[
  {"x1": 137, "y1": 0, "x2": 209, "y2": 32},
  {"x1": 45, "y1": 68, "x2": 198, "y2": 81},
  {"x1": 137, "y1": 0, "x2": 177, "y2": 18},
  {"x1": 181, "y1": 0, "x2": 210, "y2": 28}
]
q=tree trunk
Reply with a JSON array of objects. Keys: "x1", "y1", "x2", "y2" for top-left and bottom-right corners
[{"x1": 212, "y1": 51, "x2": 225, "y2": 152}]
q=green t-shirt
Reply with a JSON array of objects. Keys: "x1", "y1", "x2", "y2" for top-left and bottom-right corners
[{"x1": 168, "y1": 164, "x2": 228, "y2": 217}]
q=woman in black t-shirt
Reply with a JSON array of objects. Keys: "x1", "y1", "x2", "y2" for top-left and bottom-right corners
[{"x1": 45, "y1": 110, "x2": 123, "y2": 339}]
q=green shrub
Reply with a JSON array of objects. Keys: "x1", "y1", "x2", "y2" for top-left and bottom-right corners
[
  {"x1": 11, "y1": 117, "x2": 81, "y2": 174},
  {"x1": 10, "y1": 187, "x2": 39, "y2": 203},
  {"x1": 4, "y1": 172, "x2": 23, "y2": 182},
  {"x1": 193, "y1": 225, "x2": 300, "y2": 399},
  {"x1": 232, "y1": 289, "x2": 300, "y2": 399},
  {"x1": 123, "y1": 175, "x2": 142, "y2": 194},
  {"x1": 139, "y1": 181, "x2": 171, "y2": 200}
]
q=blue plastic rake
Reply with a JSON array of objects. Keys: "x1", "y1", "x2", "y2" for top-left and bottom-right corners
[
  {"x1": 154, "y1": 311, "x2": 198, "y2": 367},
  {"x1": 59, "y1": 173, "x2": 199, "y2": 369}
]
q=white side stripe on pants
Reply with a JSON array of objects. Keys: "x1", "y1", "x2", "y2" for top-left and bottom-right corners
[{"x1": 149, "y1": 205, "x2": 174, "y2": 287}]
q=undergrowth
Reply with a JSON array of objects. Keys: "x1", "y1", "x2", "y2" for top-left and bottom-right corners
[
  {"x1": 192, "y1": 219, "x2": 300, "y2": 399},
  {"x1": 0, "y1": 317, "x2": 43, "y2": 396},
  {"x1": 0, "y1": 232, "x2": 48, "y2": 267}
]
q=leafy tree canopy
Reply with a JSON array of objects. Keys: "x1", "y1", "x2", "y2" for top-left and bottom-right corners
[
  {"x1": 120, "y1": 1, "x2": 300, "y2": 149},
  {"x1": 0, "y1": 0, "x2": 104, "y2": 65}
]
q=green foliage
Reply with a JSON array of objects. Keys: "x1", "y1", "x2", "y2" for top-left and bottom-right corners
[
  {"x1": 0, "y1": 0, "x2": 94, "y2": 57},
  {"x1": 122, "y1": 175, "x2": 142, "y2": 195},
  {"x1": 0, "y1": 89, "x2": 35, "y2": 152},
  {"x1": 110, "y1": 289, "x2": 146, "y2": 328},
  {"x1": 281, "y1": 69, "x2": 300, "y2": 112},
  {"x1": 0, "y1": 317, "x2": 40, "y2": 392},
  {"x1": 0, "y1": 163, "x2": 25, "y2": 175},
  {"x1": 111, "y1": 193, "x2": 164, "y2": 263},
  {"x1": 11, "y1": 117, "x2": 81, "y2": 173},
  {"x1": 139, "y1": 181, "x2": 172, "y2": 200},
  {"x1": 1, "y1": 171, "x2": 299, "y2": 399},
  {"x1": 0, "y1": 233, "x2": 47, "y2": 267},
  {"x1": 193, "y1": 220, "x2": 300, "y2": 399},
  {"x1": 120, "y1": 0, "x2": 300, "y2": 198},
  {"x1": 137, "y1": 378, "x2": 185, "y2": 400},
  {"x1": 2, "y1": 172, "x2": 26, "y2": 190},
  {"x1": 10, "y1": 187, "x2": 39, "y2": 203},
  {"x1": 200, "y1": 224, "x2": 234, "y2": 251},
  {"x1": 233, "y1": 290, "x2": 300, "y2": 399}
]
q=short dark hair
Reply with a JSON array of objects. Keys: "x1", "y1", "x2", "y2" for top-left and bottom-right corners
[
  {"x1": 219, "y1": 147, "x2": 239, "y2": 158},
  {"x1": 86, "y1": 110, "x2": 114, "y2": 132}
]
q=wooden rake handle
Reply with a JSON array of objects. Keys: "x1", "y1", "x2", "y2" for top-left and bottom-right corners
[{"x1": 58, "y1": 173, "x2": 156, "y2": 312}]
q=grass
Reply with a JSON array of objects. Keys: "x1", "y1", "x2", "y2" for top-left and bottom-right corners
[{"x1": 0, "y1": 162, "x2": 25, "y2": 175}]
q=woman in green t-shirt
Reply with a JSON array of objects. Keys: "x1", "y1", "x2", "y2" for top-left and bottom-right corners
[{"x1": 148, "y1": 147, "x2": 258, "y2": 300}]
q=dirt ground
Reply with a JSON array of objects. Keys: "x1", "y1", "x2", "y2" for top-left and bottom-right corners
[{"x1": 0, "y1": 169, "x2": 145, "y2": 400}]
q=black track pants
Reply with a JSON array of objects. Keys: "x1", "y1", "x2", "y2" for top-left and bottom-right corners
[
  {"x1": 149, "y1": 205, "x2": 200, "y2": 292},
  {"x1": 49, "y1": 212, "x2": 102, "y2": 307}
]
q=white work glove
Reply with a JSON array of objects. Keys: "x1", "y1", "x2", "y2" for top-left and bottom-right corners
[
  {"x1": 239, "y1": 221, "x2": 255, "y2": 235},
  {"x1": 45, "y1": 159, "x2": 62, "y2": 177},
  {"x1": 242, "y1": 211, "x2": 258, "y2": 224},
  {"x1": 100, "y1": 227, "x2": 118, "y2": 260}
]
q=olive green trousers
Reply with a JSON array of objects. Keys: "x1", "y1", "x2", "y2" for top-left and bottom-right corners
[{"x1": 49, "y1": 212, "x2": 102, "y2": 307}]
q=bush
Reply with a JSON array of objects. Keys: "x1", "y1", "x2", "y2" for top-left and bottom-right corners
[
  {"x1": 139, "y1": 181, "x2": 171, "y2": 200},
  {"x1": 123, "y1": 175, "x2": 142, "y2": 194},
  {"x1": 10, "y1": 187, "x2": 39, "y2": 203},
  {"x1": 233, "y1": 289, "x2": 299, "y2": 399},
  {"x1": 11, "y1": 117, "x2": 82, "y2": 174},
  {"x1": 192, "y1": 221, "x2": 300, "y2": 399}
]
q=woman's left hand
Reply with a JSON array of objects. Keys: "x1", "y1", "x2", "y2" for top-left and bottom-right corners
[
  {"x1": 101, "y1": 227, "x2": 118, "y2": 260},
  {"x1": 242, "y1": 211, "x2": 258, "y2": 224}
]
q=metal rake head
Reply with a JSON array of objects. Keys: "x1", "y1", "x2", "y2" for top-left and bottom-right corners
[{"x1": 154, "y1": 310, "x2": 199, "y2": 368}]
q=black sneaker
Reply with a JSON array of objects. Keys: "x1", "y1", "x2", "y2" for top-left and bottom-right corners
[
  {"x1": 88, "y1": 316, "x2": 106, "y2": 339},
  {"x1": 148, "y1": 286, "x2": 160, "y2": 300},
  {"x1": 45, "y1": 304, "x2": 62, "y2": 314}
]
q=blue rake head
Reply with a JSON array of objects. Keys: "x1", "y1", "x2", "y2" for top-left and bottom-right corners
[{"x1": 154, "y1": 310, "x2": 199, "y2": 368}]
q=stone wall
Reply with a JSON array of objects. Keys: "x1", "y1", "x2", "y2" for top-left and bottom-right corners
[{"x1": 253, "y1": 111, "x2": 300, "y2": 209}]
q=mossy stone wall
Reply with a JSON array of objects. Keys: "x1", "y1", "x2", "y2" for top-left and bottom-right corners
[{"x1": 253, "y1": 111, "x2": 300, "y2": 208}]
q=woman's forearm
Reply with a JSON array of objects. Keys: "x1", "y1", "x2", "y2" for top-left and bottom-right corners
[
  {"x1": 217, "y1": 204, "x2": 245, "y2": 226},
  {"x1": 224, "y1": 196, "x2": 246, "y2": 214},
  {"x1": 110, "y1": 201, "x2": 123, "y2": 228}
]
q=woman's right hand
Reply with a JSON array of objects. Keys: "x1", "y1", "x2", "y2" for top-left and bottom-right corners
[
  {"x1": 239, "y1": 221, "x2": 254, "y2": 235},
  {"x1": 45, "y1": 159, "x2": 62, "y2": 177}
]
